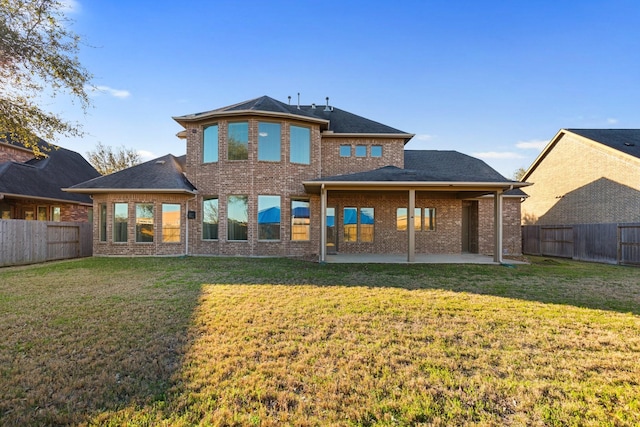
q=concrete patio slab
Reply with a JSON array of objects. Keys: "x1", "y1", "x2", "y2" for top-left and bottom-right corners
[{"x1": 325, "y1": 253, "x2": 528, "y2": 265}]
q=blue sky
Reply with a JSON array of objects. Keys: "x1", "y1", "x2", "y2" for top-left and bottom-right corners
[{"x1": 52, "y1": 0, "x2": 640, "y2": 178}]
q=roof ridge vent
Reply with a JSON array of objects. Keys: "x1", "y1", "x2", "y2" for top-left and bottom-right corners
[{"x1": 324, "y1": 96, "x2": 331, "y2": 112}]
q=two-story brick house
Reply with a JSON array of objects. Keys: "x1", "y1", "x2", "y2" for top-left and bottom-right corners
[{"x1": 66, "y1": 96, "x2": 527, "y2": 262}]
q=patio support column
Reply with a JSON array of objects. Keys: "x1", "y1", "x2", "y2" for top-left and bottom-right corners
[
  {"x1": 408, "y1": 189, "x2": 415, "y2": 262},
  {"x1": 320, "y1": 184, "x2": 327, "y2": 263},
  {"x1": 493, "y1": 190, "x2": 503, "y2": 263}
]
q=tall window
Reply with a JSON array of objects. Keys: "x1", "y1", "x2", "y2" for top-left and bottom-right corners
[
  {"x1": 202, "y1": 197, "x2": 219, "y2": 240},
  {"x1": 51, "y1": 206, "x2": 61, "y2": 222},
  {"x1": 162, "y1": 204, "x2": 181, "y2": 243},
  {"x1": 258, "y1": 195, "x2": 280, "y2": 240},
  {"x1": 291, "y1": 200, "x2": 310, "y2": 241},
  {"x1": 113, "y1": 203, "x2": 128, "y2": 242},
  {"x1": 360, "y1": 207, "x2": 374, "y2": 242},
  {"x1": 290, "y1": 125, "x2": 310, "y2": 164},
  {"x1": 99, "y1": 203, "x2": 107, "y2": 242},
  {"x1": 424, "y1": 208, "x2": 436, "y2": 231},
  {"x1": 37, "y1": 206, "x2": 47, "y2": 221},
  {"x1": 203, "y1": 124, "x2": 219, "y2": 163},
  {"x1": 136, "y1": 203, "x2": 154, "y2": 243},
  {"x1": 258, "y1": 122, "x2": 281, "y2": 161},
  {"x1": 228, "y1": 122, "x2": 249, "y2": 160},
  {"x1": 343, "y1": 207, "x2": 357, "y2": 242},
  {"x1": 227, "y1": 195, "x2": 248, "y2": 240}
]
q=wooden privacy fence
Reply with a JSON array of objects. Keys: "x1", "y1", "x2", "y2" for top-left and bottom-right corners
[
  {"x1": 522, "y1": 223, "x2": 640, "y2": 265},
  {"x1": 0, "y1": 220, "x2": 92, "y2": 267}
]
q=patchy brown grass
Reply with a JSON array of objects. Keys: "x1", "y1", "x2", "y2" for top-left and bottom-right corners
[{"x1": 0, "y1": 256, "x2": 639, "y2": 426}]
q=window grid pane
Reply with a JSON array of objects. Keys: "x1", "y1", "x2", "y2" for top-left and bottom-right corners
[
  {"x1": 360, "y1": 207, "x2": 374, "y2": 242},
  {"x1": 371, "y1": 145, "x2": 382, "y2": 157},
  {"x1": 203, "y1": 124, "x2": 218, "y2": 163},
  {"x1": 136, "y1": 203, "x2": 154, "y2": 243},
  {"x1": 227, "y1": 195, "x2": 248, "y2": 240},
  {"x1": 424, "y1": 208, "x2": 436, "y2": 231},
  {"x1": 290, "y1": 125, "x2": 311, "y2": 164},
  {"x1": 162, "y1": 204, "x2": 181, "y2": 243},
  {"x1": 355, "y1": 145, "x2": 367, "y2": 157},
  {"x1": 228, "y1": 122, "x2": 249, "y2": 160},
  {"x1": 113, "y1": 203, "x2": 128, "y2": 242},
  {"x1": 258, "y1": 122, "x2": 281, "y2": 161},
  {"x1": 258, "y1": 195, "x2": 281, "y2": 240},
  {"x1": 339, "y1": 145, "x2": 351, "y2": 157},
  {"x1": 343, "y1": 207, "x2": 357, "y2": 242},
  {"x1": 396, "y1": 208, "x2": 407, "y2": 231},
  {"x1": 202, "y1": 197, "x2": 219, "y2": 240},
  {"x1": 291, "y1": 200, "x2": 310, "y2": 241}
]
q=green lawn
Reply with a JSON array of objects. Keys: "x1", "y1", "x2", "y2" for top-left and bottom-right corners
[{"x1": 0, "y1": 256, "x2": 639, "y2": 426}]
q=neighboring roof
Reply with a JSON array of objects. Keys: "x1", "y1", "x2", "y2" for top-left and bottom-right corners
[
  {"x1": 304, "y1": 150, "x2": 528, "y2": 194},
  {"x1": 65, "y1": 154, "x2": 196, "y2": 194},
  {"x1": 0, "y1": 138, "x2": 100, "y2": 204},
  {"x1": 523, "y1": 129, "x2": 640, "y2": 181},
  {"x1": 173, "y1": 95, "x2": 413, "y2": 140}
]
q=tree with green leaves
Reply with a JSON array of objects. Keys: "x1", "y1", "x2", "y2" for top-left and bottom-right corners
[
  {"x1": 513, "y1": 167, "x2": 527, "y2": 181},
  {"x1": 0, "y1": 0, "x2": 92, "y2": 154},
  {"x1": 86, "y1": 142, "x2": 141, "y2": 175}
]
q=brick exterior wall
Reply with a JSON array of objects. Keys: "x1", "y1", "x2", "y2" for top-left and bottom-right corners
[
  {"x1": 0, "y1": 143, "x2": 34, "y2": 163},
  {"x1": 522, "y1": 132, "x2": 640, "y2": 225},
  {"x1": 92, "y1": 193, "x2": 191, "y2": 256},
  {"x1": 320, "y1": 136, "x2": 405, "y2": 176},
  {"x1": 477, "y1": 197, "x2": 523, "y2": 256}
]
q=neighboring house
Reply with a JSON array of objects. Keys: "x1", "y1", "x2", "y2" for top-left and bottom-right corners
[
  {"x1": 0, "y1": 136, "x2": 100, "y2": 221},
  {"x1": 521, "y1": 129, "x2": 640, "y2": 225},
  {"x1": 66, "y1": 96, "x2": 527, "y2": 262}
]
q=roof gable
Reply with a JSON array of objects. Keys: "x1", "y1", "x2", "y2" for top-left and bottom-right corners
[
  {"x1": 66, "y1": 154, "x2": 196, "y2": 193},
  {"x1": 0, "y1": 139, "x2": 100, "y2": 204},
  {"x1": 523, "y1": 129, "x2": 640, "y2": 181}
]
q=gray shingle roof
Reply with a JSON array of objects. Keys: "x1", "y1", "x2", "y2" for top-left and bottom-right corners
[
  {"x1": 567, "y1": 129, "x2": 640, "y2": 159},
  {"x1": 174, "y1": 95, "x2": 411, "y2": 136},
  {"x1": 66, "y1": 154, "x2": 196, "y2": 193},
  {"x1": 320, "y1": 151, "x2": 516, "y2": 183},
  {"x1": 0, "y1": 139, "x2": 100, "y2": 204}
]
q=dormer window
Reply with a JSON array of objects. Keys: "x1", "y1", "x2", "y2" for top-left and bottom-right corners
[{"x1": 228, "y1": 122, "x2": 249, "y2": 160}]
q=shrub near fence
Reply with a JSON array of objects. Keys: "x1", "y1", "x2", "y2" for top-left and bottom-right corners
[
  {"x1": 522, "y1": 223, "x2": 640, "y2": 265},
  {"x1": 0, "y1": 220, "x2": 92, "y2": 267}
]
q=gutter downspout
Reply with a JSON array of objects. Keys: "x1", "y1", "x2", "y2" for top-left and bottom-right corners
[{"x1": 185, "y1": 194, "x2": 197, "y2": 256}]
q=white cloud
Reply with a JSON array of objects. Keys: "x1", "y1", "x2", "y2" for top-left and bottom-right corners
[
  {"x1": 473, "y1": 151, "x2": 525, "y2": 159},
  {"x1": 60, "y1": 0, "x2": 81, "y2": 13},
  {"x1": 515, "y1": 139, "x2": 547, "y2": 150},
  {"x1": 87, "y1": 85, "x2": 131, "y2": 99},
  {"x1": 137, "y1": 150, "x2": 156, "y2": 161},
  {"x1": 414, "y1": 134, "x2": 435, "y2": 141},
  {"x1": 607, "y1": 118, "x2": 618, "y2": 124}
]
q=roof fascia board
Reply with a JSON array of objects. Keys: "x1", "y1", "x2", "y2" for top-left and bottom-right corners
[
  {"x1": 321, "y1": 132, "x2": 415, "y2": 140},
  {"x1": 303, "y1": 181, "x2": 529, "y2": 193},
  {"x1": 0, "y1": 192, "x2": 92, "y2": 206},
  {"x1": 522, "y1": 129, "x2": 565, "y2": 181},
  {"x1": 173, "y1": 110, "x2": 329, "y2": 127},
  {"x1": 63, "y1": 188, "x2": 198, "y2": 195}
]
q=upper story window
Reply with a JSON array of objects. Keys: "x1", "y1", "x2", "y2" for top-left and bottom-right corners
[
  {"x1": 203, "y1": 124, "x2": 219, "y2": 163},
  {"x1": 258, "y1": 122, "x2": 281, "y2": 162},
  {"x1": 371, "y1": 145, "x2": 382, "y2": 157},
  {"x1": 355, "y1": 145, "x2": 367, "y2": 157},
  {"x1": 228, "y1": 122, "x2": 249, "y2": 160},
  {"x1": 290, "y1": 125, "x2": 310, "y2": 165},
  {"x1": 339, "y1": 145, "x2": 351, "y2": 157}
]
